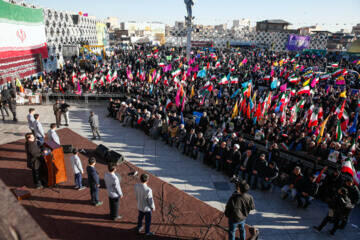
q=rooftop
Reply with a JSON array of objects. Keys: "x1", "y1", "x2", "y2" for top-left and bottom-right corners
[{"x1": 257, "y1": 19, "x2": 291, "y2": 25}]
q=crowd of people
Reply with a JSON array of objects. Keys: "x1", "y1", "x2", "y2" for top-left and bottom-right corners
[{"x1": 10, "y1": 45, "x2": 360, "y2": 237}]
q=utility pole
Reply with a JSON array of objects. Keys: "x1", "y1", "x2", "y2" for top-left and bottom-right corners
[{"x1": 184, "y1": 0, "x2": 194, "y2": 61}]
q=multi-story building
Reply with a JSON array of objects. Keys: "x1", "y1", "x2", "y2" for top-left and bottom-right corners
[
  {"x1": 256, "y1": 19, "x2": 291, "y2": 32},
  {"x1": 214, "y1": 24, "x2": 227, "y2": 33},
  {"x1": 122, "y1": 21, "x2": 166, "y2": 45},
  {"x1": 352, "y1": 23, "x2": 360, "y2": 36},
  {"x1": 106, "y1": 17, "x2": 119, "y2": 30},
  {"x1": 298, "y1": 25, "x2": 322, "y2": 36},
  {"x1": 327, "y1": 31, "x2": 355, "y2": 51},
  {"x1": 232, "y1": 19, "x2": 251, "y2": 31}
]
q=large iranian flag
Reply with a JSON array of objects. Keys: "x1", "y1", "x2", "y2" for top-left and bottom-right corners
[{"x1": 0, "y1": 0, "x2": 48, "y2": 59}]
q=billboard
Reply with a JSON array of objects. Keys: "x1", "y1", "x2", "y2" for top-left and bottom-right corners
[
  {"x1": 286, "y1": 34, "x2": 311, "y2": 51},
  {"x1": 96, "y1": 22, "x2": 108, "y2": 46}
]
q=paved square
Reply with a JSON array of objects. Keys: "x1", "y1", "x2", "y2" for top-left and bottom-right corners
[{"x1": 213, "y1": 181, "x2": 231, "y2": 191}]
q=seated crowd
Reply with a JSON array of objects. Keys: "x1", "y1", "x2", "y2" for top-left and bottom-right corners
[{"x1": 107, "y1": 96, "x2": 360, "y2": 213}]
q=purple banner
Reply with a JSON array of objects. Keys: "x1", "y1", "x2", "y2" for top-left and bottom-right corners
[{"x1": 286, "y1": 34, "x2": 311, "y2": 51}]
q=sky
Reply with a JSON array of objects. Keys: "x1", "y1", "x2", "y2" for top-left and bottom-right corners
[{"x1": 30, "y1": 0, "x2": 360, "y2": 32}]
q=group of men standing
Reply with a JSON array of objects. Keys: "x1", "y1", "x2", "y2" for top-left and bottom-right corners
[
  {"x1": 25, "y1": 107, "x2": 61, "y2": 188},
  {"x1": 53, "y1": 99, "x2": 70, "y2": 128},
  {"x1": 24, "y1": 103, "x2": 155, "y2": 236},
  {"x1": 85, "y1": 156, "x2": 155, "y2": 235},
  {"x1": 0, "y1": 86, "x2": 17, "y2": 122}
]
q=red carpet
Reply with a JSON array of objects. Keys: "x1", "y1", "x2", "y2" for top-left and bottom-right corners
[{"x1": 0, "y1": 128, "x2": 232, "y2": 239}]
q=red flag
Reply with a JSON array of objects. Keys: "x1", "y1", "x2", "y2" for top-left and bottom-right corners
[
  {"x1": 338, "y1": 100, "x2": 346, "y2": 119},
  {"x1": 59, "y1": 82, "x2": 64, "y2": 94},
  {"x1": 254, "y1": 101, "x2": 262, "y2": 118},
  {"x1": 247, "y1": 104, "x2": 251, "y2": 119}
]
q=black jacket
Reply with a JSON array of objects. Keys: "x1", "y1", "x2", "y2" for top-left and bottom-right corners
[
  {"x1": 263, "y1": 165, "x2": 279, "y2": 181},
  {"x1": 254, "y1": 158, "x2": 268, "y2": 177},
  {"x1": 295, "y1": 177, "x2": 318, "y2": 196},
  {"x1": 214, "y1": 146, "x2": 229, "y2": 160},
  {"x1": 328, "y1": 193, "x2": 353, "y2": 219},
  {"x1": 240, "y1": 152, "x2": 256, "y2": 172},
  {"x1": 345, "y1": 185, "x2": 360, "y2": 205},
  {"x1": 25, "y1": 141, "x2": 42, "y2": 170},
  {"x1": 225, "y1": 192, "x2": 255, "y2": 222},
  {"x1": 86, "y1": 165, "x2": 100, "y2": 187},
  {"x1": 286, "y1": 172, "x2": 303, "y2": 186},
  {"x1": 230, "y1": 150, "x2": 242, "y2": 166}
]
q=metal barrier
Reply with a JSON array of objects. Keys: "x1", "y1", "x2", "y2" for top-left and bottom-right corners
[
  {"x1": 45, "y1": 92, "x2": 128, "y2": 104},
  {"x1": 241, "y1": 133, "x2": 337, "y2": 172}
]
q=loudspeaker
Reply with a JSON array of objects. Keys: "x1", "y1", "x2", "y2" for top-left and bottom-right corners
[
  {"x1": 106, "y1": 150, "x2": 124, "y2": 165},
  {"x1": 72, "y1": 15, "x2": 79, "y2": 25},
  {"x1": 95, "y1": 144, "x2": 109, "y2": 159},
  {"x1": 62, "y1": 145, "x2": 73, "y2": 153}
]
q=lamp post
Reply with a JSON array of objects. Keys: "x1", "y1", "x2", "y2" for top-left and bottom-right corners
[{"x1": 184, "y1": 0, "x2": 194, "y2": 61}]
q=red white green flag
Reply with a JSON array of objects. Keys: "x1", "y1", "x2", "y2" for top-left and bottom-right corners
[
  {"x1": 0, "y1": 0, "x2": 48, "y2": 59},
  {"x1": 336, "y1": 120, "x2": 343, "y2": 142}
]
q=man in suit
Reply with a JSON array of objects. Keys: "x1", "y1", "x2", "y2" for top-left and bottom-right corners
[
  {"x1": 104, "y1": 164, "x2": 123, "y2": 220},
  {"x1": 33, "y1": 114, "x2": 45, "y2": 146},
  {"x1": 53, "y1": 100, "x2": 61, "y2": 128},
  {"x1": 47, "y1": 123, "x2": 60, "y2": 145},
  {"x1": 25, "y1": 132, "x2": 44, "y2": 189},
  {"x1": 27, "y1": 108, "x2": 35, "y2": 134},
  {"x1": 89, "y1": 111, "x2": 101, "y2": 140},
  {"x1": 184, "y1": 128, "x2": 196, "y2": 155},
  {"x1": 86, "y1": 157, "x2": 103, "y2": 206},
  {"x1": 60, "y1": 99, "x2": 70, "y2": 126}
]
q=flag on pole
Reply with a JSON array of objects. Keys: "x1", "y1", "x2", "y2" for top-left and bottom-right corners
[
  {"x1": 16, "y1": 79, "x2": 24, "y2": 93},
  {"x1": 337, "y1": 100, "x2": 346, "y2": 119},
  {"x1": 154, "y1": 72, "x2": 161, "y2": 85},
  {"x1": 111, "y1": 70, "x2": 118, "y2": 82},
  {"x1": 332, "y1": 68, "x2": 345, "y2": 77},
  {"x1": 172, "y1": 69, "x2": 181, "y2": 78},
  {"x1": 81, "y1": 73, "x2": 87, "y2": 82},
  {"x1": 288, "y1": 76, "x2": 300, "y2": 84},
  {"x1": 231, "y1": 101, "x2": 239, "y2": 119},
  {"x1": 106, "y1": 70, "x2": 112, "y2": 82},
  {"x1": 297, "y1": 86, "x2": 310, "y2": 95},
  {"x1": 336, "y1": 120, "x2": 343, "y2": 142},
  {"x1": 308, "y1": 109, "x2": 319, "y2": 128},
  {"x1": 190, "y1": 85, "x2": 195, "y2": 98},
  {"x1": 348, "y1": 111, "x2": 358, "y2": 134},
  {"x1": 218, "y1": 76, "x2": 229, "y2": 85},
  {"x1": 316, "y1": 116, "x2": 330, "y2": 144},
  {"x1": 230, "y1": 77, "x2": 239, "y2": 84},
  {"x1": 339, "y1": 90, "x2": 347, "y2": 98}
]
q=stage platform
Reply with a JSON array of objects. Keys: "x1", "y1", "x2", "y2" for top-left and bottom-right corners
[{"x1": 0, "y1": 128, "x2": 245, "y2": 239}]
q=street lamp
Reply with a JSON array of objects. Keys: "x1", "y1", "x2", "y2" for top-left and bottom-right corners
[{"x1": 184, "y1": 0, "x2": 194, "y2": 61}]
